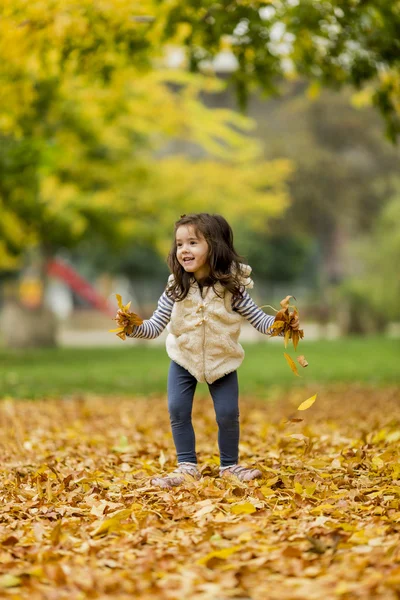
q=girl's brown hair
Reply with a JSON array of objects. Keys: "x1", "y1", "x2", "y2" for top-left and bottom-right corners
[{"x1": 166, "y1": 213, "x2": 247, "y2": 301}]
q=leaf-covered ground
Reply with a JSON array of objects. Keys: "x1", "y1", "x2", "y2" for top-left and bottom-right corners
[{"x1": 1, "y1": 386, "x2": 400, "y2": 599}]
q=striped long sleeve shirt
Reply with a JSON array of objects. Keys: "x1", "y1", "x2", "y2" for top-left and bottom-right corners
[{"x1": 128, "y1": 290, "x2": 276, "y2": 339}]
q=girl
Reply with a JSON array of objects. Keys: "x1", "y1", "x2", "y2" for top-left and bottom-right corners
[{"x1": 121, "y1": 213, "x2": 283, "y2": 488}]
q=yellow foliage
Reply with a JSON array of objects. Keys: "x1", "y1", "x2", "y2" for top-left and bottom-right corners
[{"x1": 0, "y1": 0, "x2": 293, "y2": 268}]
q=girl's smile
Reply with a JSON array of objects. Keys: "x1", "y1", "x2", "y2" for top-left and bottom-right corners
[{"x1": 176, "y1": 225, "x2": 210, "y2": 281}]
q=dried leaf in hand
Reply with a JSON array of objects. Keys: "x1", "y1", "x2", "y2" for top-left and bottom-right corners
[
  {"x1": 292, "y1": 330, "x2": 300, "y2": 351},
  {"x1": 280, "y1": 295, "x2": 296, "y2": 310},
  {"x1": 269, "y1": 296, "x2": 304, "y2": 353},
  {"x1": 297, "y1": 394, "x2": 317, "y2": 411},
  {"x1": 297, "y1": 355, "x2": 309, "y2": 368},
  {"x1": 110, "y1": 294, "x2": 143, "y2": 340},
  {"x1": 284, "y1": 353, "x2": 300, "y2": 377}
]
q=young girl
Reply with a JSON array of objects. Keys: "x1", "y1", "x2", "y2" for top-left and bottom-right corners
[{"x1": 120, "y1": 213, "x2": 283, "y2": 488}]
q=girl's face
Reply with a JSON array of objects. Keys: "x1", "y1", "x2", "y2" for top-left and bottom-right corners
[{"x1": 176, "y1": 225, "x2": 210, "y2": 280}]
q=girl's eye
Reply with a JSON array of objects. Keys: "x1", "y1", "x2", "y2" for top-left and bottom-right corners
[{"x1": 190, "y1": 241, "x2": 197, "y2": 245}]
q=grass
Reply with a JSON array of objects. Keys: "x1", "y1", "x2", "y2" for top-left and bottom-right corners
[{"x1": 0, "y1": 337, "x2": 399, "y2": 400}]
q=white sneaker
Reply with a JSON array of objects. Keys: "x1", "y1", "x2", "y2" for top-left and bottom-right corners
[
  {"x1": 220, "y1": 464, "x2": 262, "y2": 482},
  {"x1": 151, "y1": 462, "x2": 201, "y2": 488}
]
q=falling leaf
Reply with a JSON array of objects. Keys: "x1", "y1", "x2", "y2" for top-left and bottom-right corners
[
  {"x1": 297, "y1": 394, "x2": 317, "y2": 411},
  {"x1": 297, "y1": 355, "x2": 309, "y2": 368},
  {"x1": 283, "y1": 353, "x2": 300, "y2": 376}
]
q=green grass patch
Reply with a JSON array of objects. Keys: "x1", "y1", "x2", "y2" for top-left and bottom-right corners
[{"x1": 0, "y1": 337, "x2": 398, "y2": 400}]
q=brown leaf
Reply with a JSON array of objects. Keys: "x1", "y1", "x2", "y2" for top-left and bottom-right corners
[
  {"x1": 280, "y1": 295, "x2": 296, "y2": 309},
  {"x1": 110, "y1": 294, "x2": 143, "y2": 339},
  {"x1": 297, "y1": 355, "x2": 309, "y2": 368}
]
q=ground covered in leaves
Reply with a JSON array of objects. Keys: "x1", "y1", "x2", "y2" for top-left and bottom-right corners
[{"x1": 1, "y1": 386, "x2": 400, "y2": 599}]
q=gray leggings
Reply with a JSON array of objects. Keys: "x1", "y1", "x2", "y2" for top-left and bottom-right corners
[{"x1": 167, "y1": 360, "x2": 239, "y2": 467}]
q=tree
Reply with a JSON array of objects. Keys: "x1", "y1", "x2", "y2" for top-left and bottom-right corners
[
  {"x1": 0, "y1": 1, "x2": 292, "y2": 346},
  {"x1": 0, "y1": 1, "x2": 292, "y2": 270},
  {"x1": 337, "y1": 190, "x2": 400, "y2": 333},
  {"x1": 158, "y1": 0, "x2": 400, "y2": 140}
]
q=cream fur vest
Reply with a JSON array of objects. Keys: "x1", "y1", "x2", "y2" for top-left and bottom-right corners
[{"x1": 165, "y1": 264, "x2": 254, "y2": 384}]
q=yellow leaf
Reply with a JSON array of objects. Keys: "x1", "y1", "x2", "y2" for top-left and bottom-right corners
[
  {"x1": 372, "y1": 455, "x2": 384, "y2": 469},
  {"x1": 260, "y1": 486, "x2": 275, "y2": 497},
  {"x1": 0, "y1": 575, "x2": 21, "y2": 588},
  {"x1": 197, "y1": 545, "x2": 241, "y2": 565},
  {"x1": 297, "y1": 394, "x2": 317, "y2": 411},
  {"x1": 230, "y1": 502, "x2": 257, "y2": 515},
  {"x1": 108, "y1": 327, "x2": 124, "y2": 333},
  {"x1": 264, "y1": 476, "x2": 279, "y2": 487},
  {"x1": 292, "y1": 330, "x2": 299, "y2": 351},
  {"x1": 305, "y1": 483, "x2": 317, "y2": 496},
  {"x1": 294, "y1": 482, "x2": 303, "y2": 494},
  {"x1": 116, "y1": 293, "x2": 123, "y2": 309},
  {"x1": 284, "y1": 352, "x2": 300, "y2": 376},
  {"x1": 284, "y1": 328, "x2": 291, "y2": 348},
  {"x1": 91, "y1": 508, "x2": 132, "y2": 537},
  {"x1": 159, "y1": 450, "x2": 166, "y2": 468}
]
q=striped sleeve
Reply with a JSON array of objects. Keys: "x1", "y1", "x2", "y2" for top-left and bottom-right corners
[
  {"x1": 232, "y1": 290, "x2": 276, "y2": 335},
  {"x1": 127, "y1": 291, "x2": 173, "y2": 339}
]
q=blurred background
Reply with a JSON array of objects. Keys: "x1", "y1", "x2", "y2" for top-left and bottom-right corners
[{"x1": 0, "y1": 1, "x2": 399, "y2": 397}]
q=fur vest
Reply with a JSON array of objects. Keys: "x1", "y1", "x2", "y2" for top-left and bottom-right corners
[{"x1": 165, "y1": 264, "x2": 254, "y2": 384}]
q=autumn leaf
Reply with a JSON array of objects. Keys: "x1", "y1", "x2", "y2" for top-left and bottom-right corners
[
  {"x1": 297, "y1": 355, "x2": 309, "y2": 368},
  {"x1": 264, "y1": 295, "x2": 306, "y2": 370},
  {"x1": 0, "y1": 575, "x2": 21, "y2": 588},
  {"x1": 91, "y1": 508, "x2": 133, "y2": 537},
  {"x1": 297, "y1": 394, "x2": 318, "y2": 411},
  {"x1": 284, "y1": 352, "x2": 300, "y2": 377},
  {"x1": 280, "y1": 295, "x2": 296, "y2": 309},
  {"x1": 1, "y1": 388, "x2": 399, "y2": 597},
  {"x1": 109, "y1": 294, "x2": 143, "y2": 340},
  {"x1": 230, "y1": 502, "x2": 257, "y2": 515},
  {"x1": 197, "y1": 545, "x2": 242, "y2": 566},
  {"x1": 286, "y1": 417, "x2": 304, "y2": 423}
]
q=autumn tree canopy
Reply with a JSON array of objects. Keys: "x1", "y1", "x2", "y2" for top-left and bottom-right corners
[
  {"x1": 0, "y1": 0, "x2": 291, "y2": 271},
  {"x1": 1, "y1": 0, "x2": 399, "y2": 272}
]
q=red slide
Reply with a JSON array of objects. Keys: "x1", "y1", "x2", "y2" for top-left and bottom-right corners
[{"x1": 47, "y1": 259, "x2": 114, "y2": 316}]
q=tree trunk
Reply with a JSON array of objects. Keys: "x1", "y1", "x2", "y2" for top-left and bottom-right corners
[
  {"x1": 0, "y1": 300, "x2": 57, "y2": 348},
  {"x1": 0, "y1": 247, "x2": 58, "y2": 348}
]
